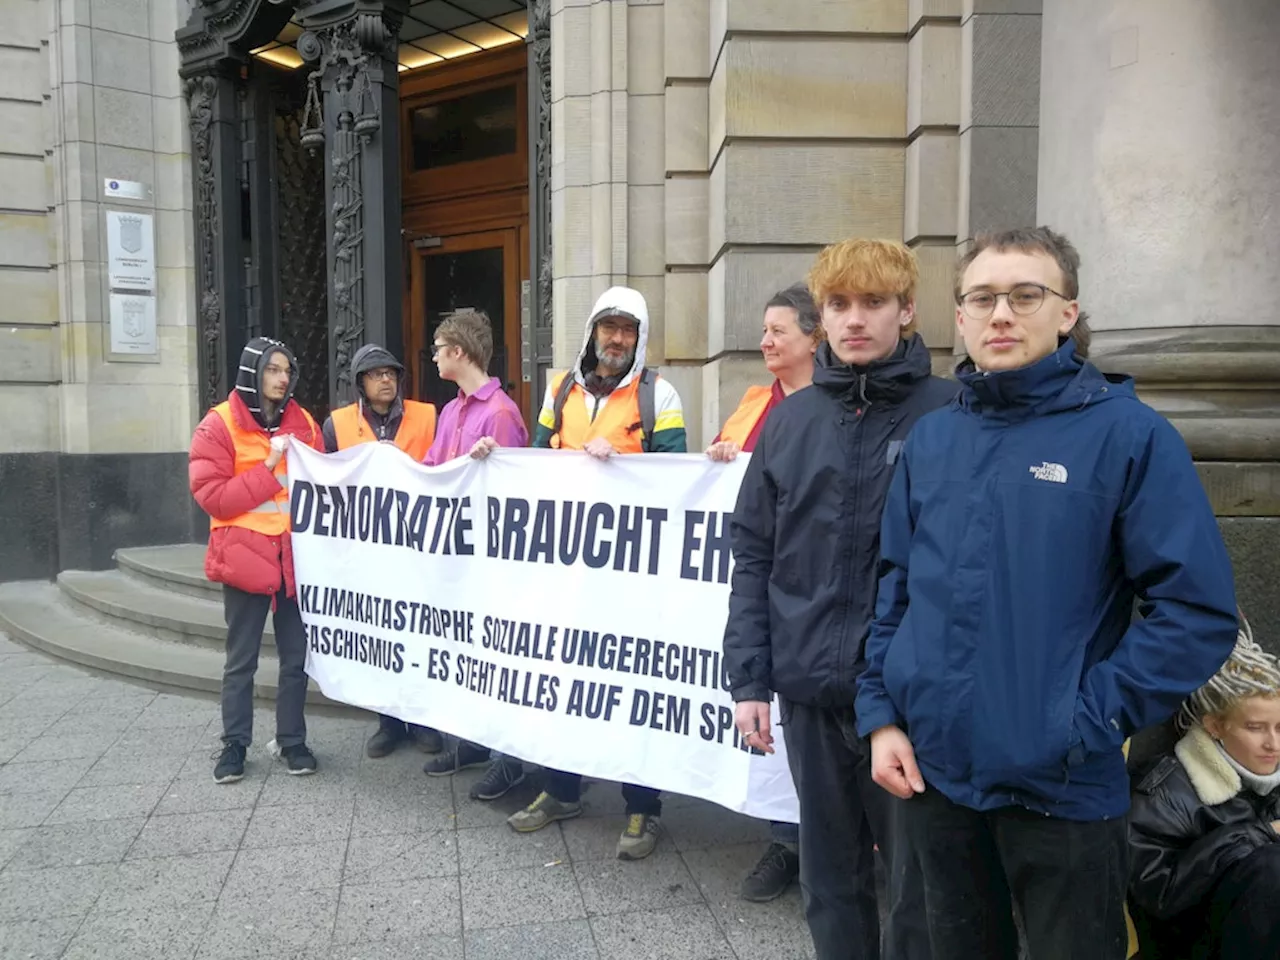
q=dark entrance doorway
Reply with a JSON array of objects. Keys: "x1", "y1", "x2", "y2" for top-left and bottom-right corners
[{"x1": 409, "y1": 227, "x2": 521, "y2": 410}]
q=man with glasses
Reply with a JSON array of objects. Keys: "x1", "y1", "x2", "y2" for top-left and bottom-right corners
[
  {"x1": 472, "y1": 285, "x2": 687, "y2": 861},
  {"x1": 322, "y1": 342, "x2": 443, "y2": 759},
  {"x1": 420, "y1": 310, "x2": 530, "y2": 800},
  {"x1": 856, "y1": 226, "x2": 1238, "y2": 959}
]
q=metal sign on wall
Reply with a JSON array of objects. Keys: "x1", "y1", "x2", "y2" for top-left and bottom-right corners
[{"x1": 105, "y1": 209, "x2": 158, "y2": 359}]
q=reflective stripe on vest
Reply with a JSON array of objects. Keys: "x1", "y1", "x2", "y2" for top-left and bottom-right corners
[
  {"x1": 209, "y1": 402, "x2": 315, "y2": 536},
  {"x1": 716, "y1": 384, "x2": 773, "y2": 448},
  {"x1": 330, "y1": 399, "x2": 437, "y2": 462},
  {"x1": 548, "y1": 373, "x2": 646, "y2": 454}
]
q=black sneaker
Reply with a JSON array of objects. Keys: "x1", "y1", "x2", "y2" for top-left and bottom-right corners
[
  {"x1": 269, "y1": 739, "x2": 318, "y2": 776},
  {"x1": 469, "y1": 758, "x2": 525, "y2": 801},
  {"x1": 740, "y1": 842, "x2": 800, "y2": 902},
  {"x1": 423, "y1": 740, "x2": 491, "y2": 777},
  {"x1": 213, "y1": 743, "x2": 246, "y2": 784},
  {"x1": 366, "y1": 718, "x2": 406, "y2": 759},
  {"x1": 408, "y1": 725, "x2": 444, "y2": 755}
]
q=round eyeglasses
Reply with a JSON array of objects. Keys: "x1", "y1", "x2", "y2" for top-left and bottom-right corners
[{"x1": 958, "y1": 282, "x2": 1071, "y2": 320}]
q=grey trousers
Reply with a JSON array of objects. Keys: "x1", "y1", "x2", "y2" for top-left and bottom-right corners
[{"x1": 221, "y1": 584, "x2": 308, "y2": 749}]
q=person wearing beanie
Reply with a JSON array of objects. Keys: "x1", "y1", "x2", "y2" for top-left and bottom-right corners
[
  {"x1": 189, "y1": 337, "x2": 324, "y2": 783},
  {"x1": 1128, "y1": 614, "x2": 1280, "y2": 959},
  {"x1": 322, "y1": 342, "x2": 443, "y2": 760}
]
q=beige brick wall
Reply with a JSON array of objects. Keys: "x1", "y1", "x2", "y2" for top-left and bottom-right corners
[
  {"x1": 547, "y1": 1, "x2": 973, "y2": 443},
  {"x1": 34, "y1": 0, "x2": 197, "y2": 455},
  {"x1": 0, "y1": 0, "x2": 59, "y2": 453}
]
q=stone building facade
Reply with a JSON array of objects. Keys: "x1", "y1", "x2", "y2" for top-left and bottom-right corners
[{"x1": 0, "y1": 0, "x2": 1276, "y2": 640}]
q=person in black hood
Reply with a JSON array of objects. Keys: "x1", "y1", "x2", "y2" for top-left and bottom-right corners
[
  {"x1": 321, "y1": 343, "x2": 443, "y2": 759},
  {"x1": 190, "y1": 337, "x2": 323, "y2": 782},
  {"x1": 722, "y1": 240, "x2": 955, "y2": 960}
]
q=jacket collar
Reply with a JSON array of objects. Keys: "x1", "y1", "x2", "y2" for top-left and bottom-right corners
[
  {"x1": 1175, "y1": 725, "x2": 1241, "y2": 806},
  {"x1": 955, "y1": 338, "x2": 1129, "y2": 422},
  {"x1": 812, "y1": 334, "x2": 934, "y2": 406}
]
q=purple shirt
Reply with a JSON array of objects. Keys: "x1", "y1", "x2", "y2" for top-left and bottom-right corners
[{"x1": 423, "y1": 377, "x2": 529, "y2": 466}]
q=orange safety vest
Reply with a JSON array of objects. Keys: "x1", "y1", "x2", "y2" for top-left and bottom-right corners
[
  {"x1": 209, "y1": 401, "x2": 319, "y2": 537},
  {"x1": 548, "y1": 372, "x2": 646, "y2": 454},
  {"x1": 716, "y1": 385, "x2": 774, "y2": 448},
  {"x1": 330, "y1": 400, "x2": 436, "y2": 461}
]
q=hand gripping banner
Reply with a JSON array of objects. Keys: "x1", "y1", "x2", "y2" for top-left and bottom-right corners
[{"x1": 288, "y1": 442, "x2": 799, "y2": 822}]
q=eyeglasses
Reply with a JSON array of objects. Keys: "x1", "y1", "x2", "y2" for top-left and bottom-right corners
[
  {"x1": 430, "y1": 343, "x2": 453, "y2": 359},
  {"x1": 596, "y1": 320, "x2": 638, "y2": 339},
  {"x1": 958, "y1": 283, "x2": 1071, "y2": 320},
  {"x1": 365, "y1": 368, "x2": 398, "y2": 381}
]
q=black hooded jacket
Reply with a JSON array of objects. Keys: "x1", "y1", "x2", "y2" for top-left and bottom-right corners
[
  {"x1": 321, "y1": 343, "x2": 405, "y2": 453},
  {"x1": 723, "y1": 334, "x2": 958, "y2": 708},
  {"x1": 234, "y1": 336, "x2": 300, "y2": 433}
]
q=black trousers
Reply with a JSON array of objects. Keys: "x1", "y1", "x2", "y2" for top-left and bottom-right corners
[
  {"x1": 1210, "y1": 843, "x2": 1280, "y2": 960},
  {"x1": 782, "y1": 699, "x2": 930, "y2": 960},
  {"x1": 898, "y1": 784, "x2": 1129, "y2": 960},
  {"x1": 221, "y1": 584, "x2": 308, "y2": 749},
  {"x1": 543, "y1": 768, "x2": 662, "y2": 816}
]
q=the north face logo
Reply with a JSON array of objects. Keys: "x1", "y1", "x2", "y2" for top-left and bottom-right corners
[{"x1": 1029, "y1": 461, "x2": 1068, "y2": 483}]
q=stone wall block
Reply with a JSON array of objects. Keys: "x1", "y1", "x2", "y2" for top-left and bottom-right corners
[
  {"x1": 664, "y1": 175, "x2": 709, "y2": 265},
  {"x1": 905, "y1": 132, "x2": 960, "y2": 241},
  {"x1": 908, "y1": 22, "x2": 961, "y2": 132},
  {"x1": 664, "y1": 83, "x2": 708, "y2": 173}
]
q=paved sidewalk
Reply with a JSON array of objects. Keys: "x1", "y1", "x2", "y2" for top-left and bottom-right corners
[{"x1": 0, "y1": 633, "x2": 814, "y2": 960}]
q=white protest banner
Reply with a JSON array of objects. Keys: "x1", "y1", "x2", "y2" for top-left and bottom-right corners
[{"x1": 288, "y1": 441, "x2": 799, "y2": 823}]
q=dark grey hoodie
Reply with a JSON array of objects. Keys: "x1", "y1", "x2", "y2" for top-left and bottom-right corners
[{"x1": 321, "y1": 343, "x2": 405, "y2": 453}]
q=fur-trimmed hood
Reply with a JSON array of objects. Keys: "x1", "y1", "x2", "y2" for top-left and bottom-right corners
[{"x1": 1174, "y1": 725, "x2": 1242, "y2": 806}]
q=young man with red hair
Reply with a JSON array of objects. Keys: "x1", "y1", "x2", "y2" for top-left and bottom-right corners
[{"x1": 724, "y1": 240, "x2": 953, "y2": 959}]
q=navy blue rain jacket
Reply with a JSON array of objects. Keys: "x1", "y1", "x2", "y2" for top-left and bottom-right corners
[{"x1": 855, "y1": 339, "x2": 1238, "y2": 820}]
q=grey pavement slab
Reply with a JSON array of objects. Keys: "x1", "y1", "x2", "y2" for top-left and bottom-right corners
[
  {"x1": 573, "y1": 851, "x2": 705, "y2": 918},
  {"x1": 334, "y1": 876, "x2": 462, "y2": 943},
  {"x1": 0, "y1": 862, "x2": 117, "y2": 922},
  {"x1": 5, "y1": 817, "x2": 146, "y2": 871},
  {"x1": 0, "y1": 636, "x2": 818, "y2": 959},
  {"x1": 62, "y1": 899, "x2": 216, "y2": 960},
  {"x1": 460, "y1": 862, "x2": 586, "y2": 930},
  {"x1": 0, "y1": 916, "x2": 82, "y2": 959},
  {"x1": 343, "y1": 830, "x2": 458, "y2": 884},
  {"x1": 590, "y1": 904, "x2": 737, "y2": 960},
  {"x1": 465, "y1": 920, "x2": 598, "y2": 960},
  {"x1": 126, "y1": 807, "x2": 252, "y2": 859}
]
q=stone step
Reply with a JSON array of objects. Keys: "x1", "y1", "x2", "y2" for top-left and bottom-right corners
[
  {"x1": 115, "y1": 544, "x2": 218, "y2": 600},
  {"x1": 0, "y1": 580, "x2": 339, "y2": 707},
  {"x1": 58, "y1": 568, "x2": 273, "y2": 652}
]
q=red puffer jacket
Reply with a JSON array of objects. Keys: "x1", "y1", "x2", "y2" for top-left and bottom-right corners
[{"x1": 189, "y1": 392, "x2": 322, "y2": 597}]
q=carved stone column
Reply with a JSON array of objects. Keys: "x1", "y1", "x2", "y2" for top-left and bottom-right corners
[
  {"x1": 183, "y1": 70, "x2": 244, "y2": 412},
  {"x1": 296, "y1": 0, "x2": 407, "y2": 405},
  {"x1": 177, "y1": 0, "x2": 293, "y2": 411},
  {"x1": 527, "y1": 0, "x2": 553, "y2": 407}
]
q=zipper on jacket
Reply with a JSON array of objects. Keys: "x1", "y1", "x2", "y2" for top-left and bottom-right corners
[{"x1": 835, "y1": 382, "x2": 871, "y2": 693}]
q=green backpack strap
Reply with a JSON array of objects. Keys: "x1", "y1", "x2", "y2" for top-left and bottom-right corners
[{"x1": 549, "y1": 371, "x2": 577, "y2": 441}]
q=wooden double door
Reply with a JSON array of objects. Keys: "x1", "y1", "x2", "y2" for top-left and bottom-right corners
[{"x1": 400, "y1": 44, "x2": 532, "y2": 423}]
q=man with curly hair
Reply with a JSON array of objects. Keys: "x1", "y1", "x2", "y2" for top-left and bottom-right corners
[{"x1": 723, "y1": 239, "x2": 955, "y2": 959}]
